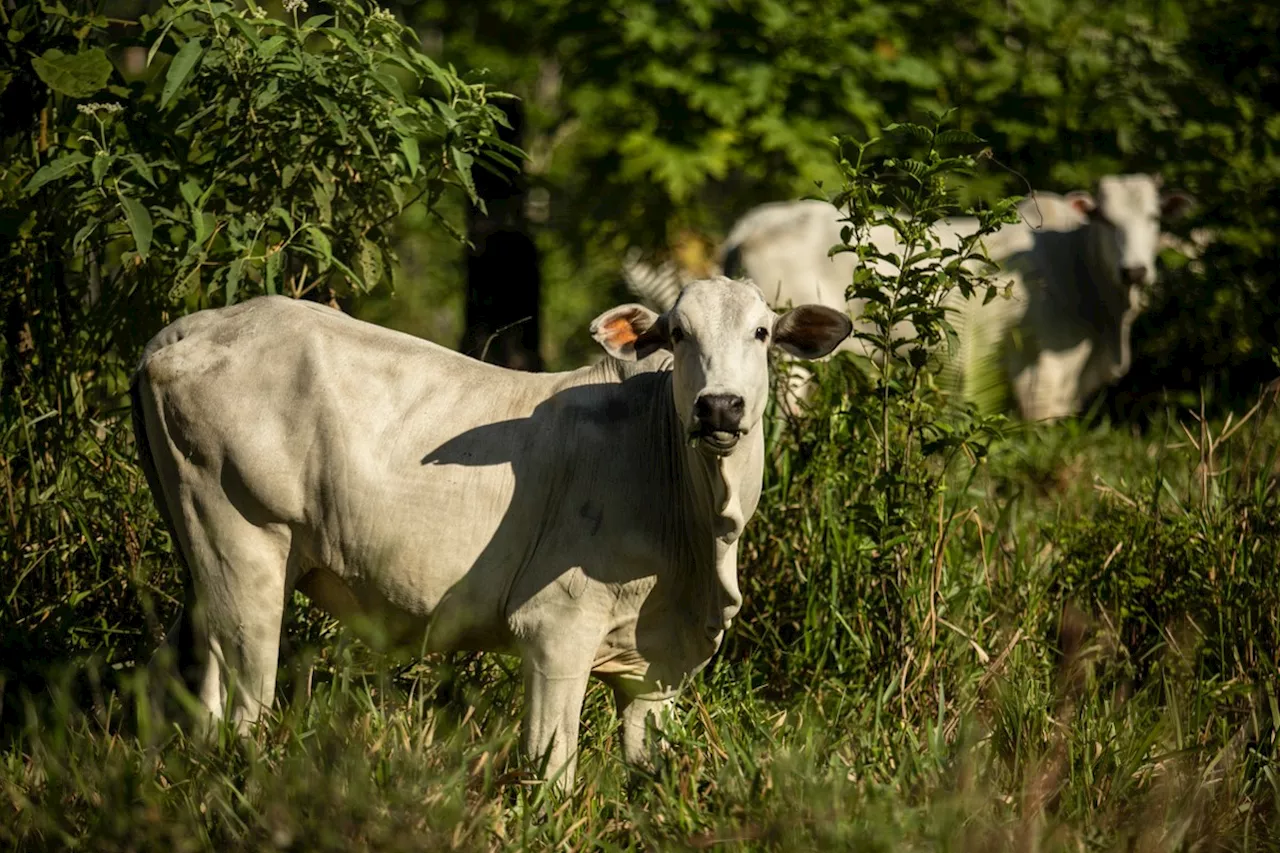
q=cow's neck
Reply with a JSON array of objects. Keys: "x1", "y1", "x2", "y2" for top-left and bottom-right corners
[
  {"x1": 1079, "y1": 224, "x2": 1137, "y2": 319},
  {"x1": 1079, "y1": 224, "x2": 1142, "y2": 374},
  {"x1": 663, "y1": 379, "x2": 763, "y2": 635}
]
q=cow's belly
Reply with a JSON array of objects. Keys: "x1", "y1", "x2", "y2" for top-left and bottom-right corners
[{"x1": 298, "y1": 453, "x2": 526, "y2": 655}]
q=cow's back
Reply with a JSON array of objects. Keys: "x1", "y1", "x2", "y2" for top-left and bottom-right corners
[
  {"x1": 135, "y1": 297, "x2": 572, "y2": 650},
  {"x1": 721, "y1": 200, "x2": 853, "y2": 309}
]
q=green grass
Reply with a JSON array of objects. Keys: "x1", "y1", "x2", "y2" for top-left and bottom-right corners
[{"x1": 2, "y1": 365, "x2": 1279, "y2": 850}]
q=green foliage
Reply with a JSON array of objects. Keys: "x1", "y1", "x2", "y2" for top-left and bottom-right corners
[
  {"x1": 30, "y1": 47, "x2": 114, "y2": 98},
  {"x1": 1, "y1": 1, "x2": 1277, "y2": 849},
  {"x1": 824, "y1": 118, "x2": 1014, "y2": 593},
  {"x1": 0, "y1": 0, "x2": 510, "y2": 684},
  {"x1": 718, "y1": 118, "x2": 1022, "y2": 693},
  {"x1": 6, "y1": 0, "x2": 508, "y2": 310},
  {"x1": 398, "y1": 0, "x2": 1276, "y2": 416}
]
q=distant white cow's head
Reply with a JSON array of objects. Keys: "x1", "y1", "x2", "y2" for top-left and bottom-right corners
[
  {"x1": 1068, "y1": 174, "x2": 1195, "y2": 288},
  {"x1": 591, "y1": 277, "x2": 851, "y2": 455}
]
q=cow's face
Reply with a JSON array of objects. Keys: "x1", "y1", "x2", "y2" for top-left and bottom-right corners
[
  {"x1": 591, "y1": 277, "x2": 851, "y2": 456},
  {"x1": 1068, "y1": 174, "x2": 1195, "y2": 288}
]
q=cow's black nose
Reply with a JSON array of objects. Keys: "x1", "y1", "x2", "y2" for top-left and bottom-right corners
[
  {"x1": 1122, "y1": 266, "x2": 1148, "y2": 285},
  {"x1": 694, "y1": 394, "x2": 745, "y2": 433}
]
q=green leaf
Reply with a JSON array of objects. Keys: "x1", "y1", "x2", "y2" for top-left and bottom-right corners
[
  {"x1": 225, "y1": 259, "x2": 245, "y2": 304},
  {"x1": 400, "y1": 136, "x2": 420, "y2": 175},
  {"x1": 314, "y1": 95, "x2": 350, "y2": 142},
  {"x1": 169, "y1": 261, "x2": 201, "y2": 300},
  {"x1": 0, "y1": 70, "x2": 12, "y2": 96},
  {"x1": 357, "y1": 125, "x2": 381, "y2": 161},
  {"x1": 258, "y1": 35, "x2": 288, "y2": 58},
  {"x1": 264, "y1": 249, "x2": 281, "y2": 295},
  {"x1": 357, "y1": 237, "x2": 383, "y2": 290},
  {"x1": 271, "y1": 206, "x2": 294, "y2": 232},
  {"x1": 179, "y1": 177, "x2": 203, "y2": 208},
  {"x1": 451, "y1": 147, "x2": 476, "y2": 200},
  {"x1": 125, "y1": 154, "x2": 157, "y2": 187},
  {"x1": 72, "y1": 219, "x2": 100, "y2": 253},
  {"x1": 311, "y1": 173, "x2": 334, "y2": 225},
  {"x1": 322, "y1": 26, "x2": 362, "y2": 52},
  {"x1": 935, "y1": 129, "x2": 984, "y2": 146},
  {"x1": 160, "y1": 37, "x2": 204, "y2": 109},
  {"x1": 192, "y1": 208, "x2": 212, "y2": 245},
  {"x1": 225, "y1": 14, "x2": 262, "y2": 46},
  {"x1": 30, "y1": 48, "x2": 113, "y2": 98},
  {"x1": 305, "y1": 225, "x2": 332, "y2": 272},
  {"x1": 373, "y1": 71, "x2": 405, "y2": 103},
  {"x1": 91, "y1": 154, "x2": 111, "y2": 186},
  {"x1": 25, "y1": 153, "x2": 90, "y2": 193},
  {"x1": 119, "y1": 193, "x2": 154, "y2": 258}
]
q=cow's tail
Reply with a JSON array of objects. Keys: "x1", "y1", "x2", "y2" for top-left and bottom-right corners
[
  {"x1": 719, "y1": 242, "x2": 745, "y2": 280},
  {"x1": 131, "y1": 361, "x2": 202, "y2": 711},
  {"x1": 130, "y1": 369, "x2": 180, "y2": 563},
  {"x1": 621, "y1": 248, "x2": 685, "y2": 313}
]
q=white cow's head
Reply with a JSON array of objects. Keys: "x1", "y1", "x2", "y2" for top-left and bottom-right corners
[
  {"x1": 1067, "y1": 174, "x2": 1195, "y2": 288},
  {"x1": 591, "y1": 277, "x2": 851, "y2": 455}
]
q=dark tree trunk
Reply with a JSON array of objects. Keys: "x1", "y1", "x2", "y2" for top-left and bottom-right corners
[{"x1": 459, "y1": 102, "x2": 542, "y2": 371}]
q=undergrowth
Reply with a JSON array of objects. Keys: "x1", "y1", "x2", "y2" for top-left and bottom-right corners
[{"x1": 4, "y1": 393, "x2": 1278, "y2": 849}]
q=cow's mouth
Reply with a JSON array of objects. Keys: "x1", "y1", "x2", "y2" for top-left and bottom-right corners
[{"x1": 691, "y1": 428, "x2": 741, "y2": 455}]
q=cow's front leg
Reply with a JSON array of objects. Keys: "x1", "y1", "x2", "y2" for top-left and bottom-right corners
[
  {"x1": 615, "y1": 691, "x2": 676, "y2": 768},
  {"x1": 520, "y1": 661, "x2": 591, "y2": 792}
]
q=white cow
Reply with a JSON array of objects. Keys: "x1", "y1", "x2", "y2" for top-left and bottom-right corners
[
  {"x1": 132, "y1": 281, "x2": 850, "y2": 788},
  {"x1": 950, "y1": 175, "x2": 1194, "y2": 419},
  {"x1": 633, "y1": 174, "x2": 1192, "y2": 420}
]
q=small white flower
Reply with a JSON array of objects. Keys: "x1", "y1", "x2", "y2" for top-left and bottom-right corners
[
  {"x1": 77, "y1": 102, "x2": 123, "y2": 116},
  {"x1": 247, "y1": 5, "x2": 267, "y2": 19},
  {"x1": 283, "y1": 0, "x2": 308, "y2": 13},
  {"x1": 370, "y1": 6, "x2": 394, "y2": 21}
]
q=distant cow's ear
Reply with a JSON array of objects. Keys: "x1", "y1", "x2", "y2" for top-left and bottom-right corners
[
  {"x1": 590, "y1": 304, "x2": 669, "y2": 361},
  {"x1": 773, "y1": 305, "x2": 853, "y2": 360},
  {"x1": 1161, "y1": 191, "x2": 1195, "y2": 221},
  {"x1": 1066, "y1": 190, "x2": 1097, "y2": 217}
]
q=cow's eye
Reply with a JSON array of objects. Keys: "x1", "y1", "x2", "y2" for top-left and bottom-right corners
[
  {"x1": 670, "y1": 326, "x2": 685, "y2": 344},
  {"x1": 754, "y1": 326, "x2": 769, "y2": 342}
]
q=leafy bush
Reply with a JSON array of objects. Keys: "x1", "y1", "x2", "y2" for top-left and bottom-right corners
[
  {"x1": 0, "y1": 0, "x2": 510, "y2": 698},
  {"x1": 726, "y1": 119, "x2": 1016, "y2": 695}
]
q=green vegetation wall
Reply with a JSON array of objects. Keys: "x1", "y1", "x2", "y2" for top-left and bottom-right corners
[
  {"x1": 0, "y1": 0, "x2": 509, "y2": 678},
  {"x1": 405, "y1": 0, "x2": 1278, "y2": 407}
]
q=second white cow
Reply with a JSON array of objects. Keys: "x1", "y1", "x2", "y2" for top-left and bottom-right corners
[
  {"x1": 697, "y1": 174, "x2": 1194, "y2": 420},
  {"x1": 132, "y1": 280, "x2": 850, "y2": 789}
]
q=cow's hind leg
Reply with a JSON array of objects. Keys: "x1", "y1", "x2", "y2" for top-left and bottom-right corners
[{"x1": 167, "y1": 496, "x2": 294, "y2": 730}]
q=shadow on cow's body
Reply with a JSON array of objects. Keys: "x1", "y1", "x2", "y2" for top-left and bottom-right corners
[{"x1": 408, "y1": 373, "x2": 738, "y2": 694}]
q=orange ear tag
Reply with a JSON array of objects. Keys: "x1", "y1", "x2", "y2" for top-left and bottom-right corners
[{"x1": 603, "y1": 317, "x2": 638, "y2": 347}]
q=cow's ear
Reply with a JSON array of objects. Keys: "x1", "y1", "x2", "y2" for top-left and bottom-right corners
[
  {"x1": 1161, "y1": 191, "x2": 1195, "y2": 221},
  {"x1": 1066, "y1": 190, "x2": 1097, "y2": 217},
  {"x1": 773, "y1": 305, "x2": 852, "y2": 360},
  {"x1": 590, "y1": 304, "x2": 669, "y2": 361}
]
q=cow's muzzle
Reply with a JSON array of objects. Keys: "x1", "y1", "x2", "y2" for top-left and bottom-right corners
[{"x1": 691, "y1": 393, "x2": 745, "y2": 454}]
